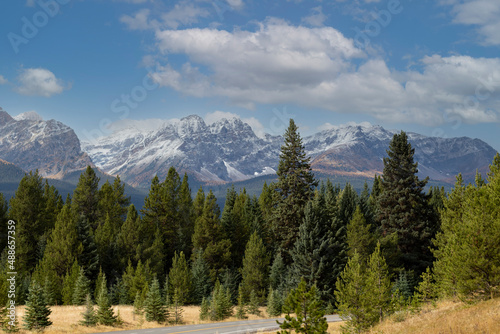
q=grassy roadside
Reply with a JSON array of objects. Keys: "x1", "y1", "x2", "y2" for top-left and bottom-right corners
[{"x1": 11, "y1": 305, "x2": 270, "y2": 334}]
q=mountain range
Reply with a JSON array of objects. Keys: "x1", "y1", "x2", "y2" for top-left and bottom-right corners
[{"x1": 0, "y1": 107, "x2": 497, "y2": 192}]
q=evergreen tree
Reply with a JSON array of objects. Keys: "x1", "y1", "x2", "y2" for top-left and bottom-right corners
[
  {"x1": 235, "y1": 285, "x2": 248, "y2": 319},
  {"x1": 192, "y1": 190, "x2": 231, "y2": 280},
  {"x1": 377, "y1": 131, "x2": 437, "y2": 275},
  {"x1": 269, "y1": 253, "x2": 289, "y2": 294},
  {"x1": 278, "y1": 278, "x2": 327, "y2": 334},
  {"x1": 79, "y1": 294, "x2": 97, "y2": 327},
  {"x1": 191, "y1": 250, "x2": 212, "y2": 304},
  {"x1": 247, "y1": 290, "x2": 261, "y2": 316},
  {"x1": 96, "y1": 274, "x2": 117, "y2": 326},
  {"x1": 170, "y1": 288, "x2": 184, "y2": 324},
  {"x1": 240, "y1": 232, "x2": 270, "y2": 301},
  {"x1": 23, "y1": 281, "x2": 52, "y2": 331},
  {"x1": 9, "y1": 171, "x2": 48, "y2": 278},
  {"x1": 72, "y1": 268, "x2": 91, "y2": 305},
  {"x1": 192, "y1": 186, "x2": 205, "y2": 219},
  {"x1": 290, "y1": 193, "x2": 335, "y2": 303},
  {"x1": 199, "y1": 297, "x2": 209, "y2": 320},
  {"x1": 168, "y1": 251, "x2": 192, "y2": 305},
  {"x1": 0, "y1": 193, "x2": 8, "y2": 254},
  {"x1": 62, "y1": 261, "x2": 81, "y2": 305},
  {"x1": 266, "y1": 287, "x2": 283, "y2": 317},
  {"x1": 272, "y1": 119, "x2": 318, "y2": 264},
  {"x1": 364, "y1": 243, "x2": 392, "y2": 324},
  {"x1": 72, "y1": 166, "x2": 100, "y2": 228},
  {"x1": 346, "y1": 206, "x2": 374, "y2": 264},
  {"x1": 225, "y1": 190, "x2": 252, "y2": 268},
  {"x1": 133, "y1": 291, "x2": 144, "y2": 315},
  {"x1": 144, "y1": 278, "x2": 167, "y2": 323},
  {"x1": 208, "y1": 280, "x2": 233, "y2": 321},
  {"x1": 75, "y1": 215, "x2": 99, "y2": 280},
  {"x1": 116, "y1": 204, "x2": 142, "y2": 270},
  {"x1": 178, "y1": 173, "x2": 195, "y2": 259},
  {"x1": 95, "y1": 213, "x2": 117, "y2": 280},
  {"x1": 97, "y1": 177, "x2": 130, "y2": 231}
]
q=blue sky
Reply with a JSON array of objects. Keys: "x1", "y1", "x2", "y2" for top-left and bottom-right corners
[{"x1": 1, "y1": 0, "x2": 500, "y2": 151}]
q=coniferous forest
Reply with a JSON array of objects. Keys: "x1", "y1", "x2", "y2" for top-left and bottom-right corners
[{"x1": 1, "y1": 119, "x2": 500, "y2": 332}]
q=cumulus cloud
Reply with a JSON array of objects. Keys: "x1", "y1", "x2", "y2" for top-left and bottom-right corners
[
  {"x1": 150, "y1": 20, "x2": 500, "y2": 126},
  {"x1": 15, "y1": 68, "x2": 69, "y2": 97},
  {"x1": 442, "y1": 0, "x2": 500, "y2": 46},
  {"x1": 0, "y1": 75, "x2": 7, "y2": 85},
  {"x1": 120, "y1": 9, "x2": 160, "y2": 30}
]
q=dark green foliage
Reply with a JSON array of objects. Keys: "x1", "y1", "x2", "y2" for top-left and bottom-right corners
[
  {"x1": 290, "y1": 193, "x2": 335, "y2": 303},
  {"x1": 240, "y1": 232, "x2": 269, "y2": 302},
  {"x1": 178, "y1": 173, "x2": 195, "y2": 259},
  {"x1": 62, "y1": 261, "x2": 81, "y2": 305},
  {"x1": 0, "y1": 193, "x2": 8, "y2": 254},
  {"x1": 9, "y1": 171, "x2": 48, "y2": 278},
  {"x1": 376, "y1": 131, "x2": 437, "y2": 275},
  {"x1": 208, "y1": 280, "x2": 233, "y2": 321},
  {"x1": 168, "y1": 251, "x2": 191, "y2": 305},
  {"x1": 191, "y1": 250, "x2": 212, "y2": 304},
  {"x1": 96, "y1": 274, "x2": 118, "y2": 326},
  {"x1": 192, "y1": 190, "x2": 231, "y2": 281},
  {"x1": 346, "y1": 206, "x2": 374, "y2": 264},
  {"x1": 23, "y1": 281, "x2": 52, "y2": 331},
  {"x1": 116, "y1": 204, "x2": 142, "y2": 270},
  {"x1": 278, "y1": 278, "x2": 327, "y2": 334},
  {"x1": 75, "y1": 215, "x2": 99, "y2": 281},
  {"x1": 199, "y1": 297, "x2": 209, "y2": 320},
  {"x1": 269, "y1": 253, "x2": 287, "y2": 292},
  {"x1": 72, "y1": 166, "x2": 100, "y2": 228},
  {"x1": 272, "y1": 119, "x2": 318, "y2": 264},
  {"x1": 144, "y1": 278, "x2": 167, "y2": 323},
  {"x1": 79, "y1": 294, "x2": 97, "y2": 327}
]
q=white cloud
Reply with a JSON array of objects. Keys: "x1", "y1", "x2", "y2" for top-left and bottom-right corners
[
  {"x1": 302, "y1": 6, "x2": 327, "y2": 27},
  {"x1": 151, "y1": 20, "x2": 500, "y2": 126},
  {"x1": 15, "y1": 68, "x2": 69, "y2": 97},
  {"x1": 0, "y1": 75, "x2": 7, "y2": 85},
  {"x1": 443, "y1": 0, "x2": 500, "y2": 46},
  {"x1": 120, "y1": 1, "x2": 210, "y2": 31}
]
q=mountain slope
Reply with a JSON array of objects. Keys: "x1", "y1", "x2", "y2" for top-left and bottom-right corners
[
  {"x1": 83, "y1": 115, "x2": 498, "y2": 189},
  {"x1": 0, "y1": 109, "x2": 94, "y2": 179}
]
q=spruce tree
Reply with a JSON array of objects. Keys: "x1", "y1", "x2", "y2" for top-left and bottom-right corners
[
  {"x1": 240, "y1": 232, "x2": 270, "y2": 301},
  {"x1": 278, "y1": 278, "x2": 327, "y2": 334},
  {"x1": 0, "y1": 193, "x2": 9, "y2": 254},
  {"x1": 191, "y1": 250, "x2": 212, "y2": 304},
  {"x1": 247, "y1": 290, "x2": 261, "y2": 316},
  {"x1": 62, "y1": 260, "x2": 81, "y2": 305},
  {"x1": 75, "y1": 215, "x2": 99, "y2": 281},
  {"x1": 73, "y1": 267, "x2": 91, "y2": 305},
  {"x1": 23, "y1": 281, "x2": 52, "y2": 331},
  {"x1": 96, "y1": 274, "x2": 117, "y2": 326},
  {"x1": 116, "y1": 204, "x2": 142, "y2": 270},
  {"x1": 208, "y1": 280, "x2": 233, "y2": 321},
  {"x1": 235, "y1": 285, "x2": 248, "y2": 319},
  {"x1": 346, "y1": 206, "x2": 374, "y2": 264},
  {"x1": 266, "y1": 287, "x2": 283, "y2": 317},
  {"x1": 170, "y1": 288, "x2": 184, "y2": 324},
  {"x1": 9, "y1": 171, "x2": 48, "y2": 278},
  {"x1": 377, "y1": 131, "x2": 437, "y2": 275},
  {"x1": 290, "y1": 194, "x2": 335, "y2": 303},
  {"x1": 79, "y1": 294, "x2": 97, "y2": 327},
  {"x1": 364, "y1": 243, "x2": 392, "y2": 324},
  {"x1": 168, "y1": 251, "x2": 192, "y2": 305},
  {"x1": 178, "y1": 173, "x2": 195, "y2": 258},
  {"x1": 272, "y1": 119, "x2": 318, "y2": 264},
  {"x1": 72, "y1": 166, "x2": 100, "y2": 228},
  {"x1": 144, "y1": 278, "x2": 167, "y2": 323}
]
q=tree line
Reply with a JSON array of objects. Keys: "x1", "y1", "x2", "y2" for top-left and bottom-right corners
[{"x1": 0, "y1": 119, "x2": 499, "y2": 332}]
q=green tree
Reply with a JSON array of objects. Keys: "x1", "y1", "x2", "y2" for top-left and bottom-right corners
[
  {"x1": 235, "y1": 285, "x2": 247, "y2": 319},
  {"x1": 23, "y1": 281, "x2": 52, "y2": 331},
  {"x1": 272, "y1": 119, "x2": 318, "y2": 264},
  {"x1": 278, "y1": 278, "x2": 327, "y2": 334},
  {"x1": 79, "y1": 294, "x2": 97, "y2": 327},
  {"x1": 9, "y1": 171, "x2": 48, "y2": 278},
  {"x1": 96, "y1": 274, "x2": 117, "y2": 326},
  {"x1": 364, "y1": 243, "x2": 392, "y2": 324},
  {"x1": 168, "y1": 251, "x2": 192, "y2": 305},
  {"x1": 191, "y1": 250, "x2": 212, "y2": 304},
  {"x1": 75, "y1": 215, "x2": 99, "y2": 281},
  {"x1": 0, "y1": 193, "x2": 9, "y2": 254},
  {"x1": 170, "y1": 288, "x2": 184, "y2": 324},
  {"x1": 377, "y1": 131, "x2": 437, "y2": 275},
  {"x1": 247, "y1": 290, "x2": 261, "y2": 316},
  {"x1": 290, "y1": 194, "x2": 335, "y2": 303},
  {"x1": 208, "y1": 280, "x2": 233, "y2": 321},
  {"x1": 72, "y1": 267, "x2": 91, "y2": 305},
  {"x1": 346, "y1": 206, "x2": 374, "y2": 264},
  {"x1": 240, "y1": 232, "x2": 269, "y2": 301},
  {"x1": 266, "y1": 287, "x2": 283, "y2": 317},
  {"x1": 144, "y1": 278, "x2": 167, "y2": 323},
  {"x1": 72, "y1": 166, "x2": 100, "y2": 228},
  {"x1": 62, "y1": 260, "x2": 81, "y2": 305},
  {"x1": 178, "y1": 173, "x2": 195, "y2": 258},
  {"x1": 116, "y1": 204, "x2": 142, "y2": 270}
]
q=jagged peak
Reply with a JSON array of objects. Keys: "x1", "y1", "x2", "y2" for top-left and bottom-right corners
[
  {"x1": 0, "y1": 109, "x2": 14, "y2": 126},
  {"x1": 14, "y1": 111, "x2": 43, "y2": 122}
]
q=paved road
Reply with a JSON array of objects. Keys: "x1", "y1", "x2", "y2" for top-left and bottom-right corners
[{"x1": 91, "y1": 315, "x2": 342, "y2": 334}]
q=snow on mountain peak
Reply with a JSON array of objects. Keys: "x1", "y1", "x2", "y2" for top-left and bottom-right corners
[{"x1": 14, "y1": 111, "x2": 43, "y2": 122}]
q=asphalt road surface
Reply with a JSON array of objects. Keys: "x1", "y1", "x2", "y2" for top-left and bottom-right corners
[{"x1": 91, "y1": 315, "x2": 342, "y2": 334}]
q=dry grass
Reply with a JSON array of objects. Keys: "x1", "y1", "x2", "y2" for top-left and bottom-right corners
[
  {"x1": 10, "y1": 305, "x2": 271, "y2": 334},
  {"x1": 323, "y1": 298, "x2": 500, "y2": 334}
]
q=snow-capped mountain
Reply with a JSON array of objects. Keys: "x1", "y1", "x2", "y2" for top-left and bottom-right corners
[
  {"x1": 0, "y1": 109, "x2": 93, "y2": 178},
  {"x1": 82, "y1": 115, "x2": 282, "y2": 187},
  {"x1": 82, "y1": 115, "x2": 498, "y2": 188}
]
